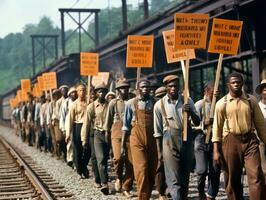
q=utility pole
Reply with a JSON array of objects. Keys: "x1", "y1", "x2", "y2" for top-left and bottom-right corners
[{"x1": 122, "y1": 0, "x2": 128, "y2": 31}]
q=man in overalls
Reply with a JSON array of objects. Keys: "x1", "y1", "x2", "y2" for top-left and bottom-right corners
[
  {"x1": 104, "y1": 79, "x2": 134, "y2": 197},
  {"x1": 121, "y1": 79, "x2": 157, "y2": 200},
  {"x1": 153, "y1": 75, "x2": 200, "y2": 200}
]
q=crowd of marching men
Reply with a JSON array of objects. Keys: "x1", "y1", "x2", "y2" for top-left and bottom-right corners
[{"x1": 10, "y1": 72, "x2": 266, "y2": 200}]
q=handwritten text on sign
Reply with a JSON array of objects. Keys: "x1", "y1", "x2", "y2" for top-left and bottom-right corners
[
  {"x1": 174, "y1": 13, "x2": 209, "y2": 49},
  {"x1": 42, "y1": 72, "x2": 57, "y2": 90},
  {"x1": 126, "y1": 35, "x2": 154, "y2": 68},
  {"x1": 163, "y1": 29, "x2": 195, "y2": 63},
  {"x1": 208, "y1": 18, "x2": 243, "y2": 55},
  {"x1": 80, "y1": 52, "x2": 99, "y2": 76}
]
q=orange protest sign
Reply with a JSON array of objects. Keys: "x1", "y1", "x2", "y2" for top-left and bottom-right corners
[
  {"x1": 80, "y1": 52, "x2": 99, "y2": 76},
  {"x1": 17, "y1": 90, "x2": 22, "y2": 103},
  {"x1": 37, "y1": 76, "x2": 45, "y2": 91},
  {"x1": 208, "y1": 18, "x2": 243, "y2": 55},
  {"x1": 163, "y1": 29, "x2": 195, "y2": 63},
  {"x1": 21, "y1": 90, "x2": 29, "y2": 101},
  {"x1": 126, "y1": 35, "x2": 154, "y2": 68},
  {"x1": 42, "y1": 72, "x2": 57, "y2": 90},
  {"x1": 9, "y1": 98, "x2": 16, "y2": 108},
  {"x1": 21, "y1": 79, "x2": 31, "y2": 93},
  {"x1": 92, "y1": 72, "x2": 110, "y2": 86},
  {"x1": 174, "y1": 13, "x2": 209, "y2": 49}
]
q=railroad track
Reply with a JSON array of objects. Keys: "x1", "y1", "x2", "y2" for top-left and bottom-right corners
[{"x1": 0, "y1": 136, "x2": 73, "y2": 200}]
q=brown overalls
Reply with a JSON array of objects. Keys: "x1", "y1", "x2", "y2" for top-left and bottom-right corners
[
  {"x1": 112, "y1": 118, "x2": 134, "y2": 191},
  {"x1": 130, "y1": 99, "x2": 157, "y2": 200}
]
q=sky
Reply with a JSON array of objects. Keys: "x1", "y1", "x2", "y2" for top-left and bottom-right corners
[{"x1": 0, "y1": 0, "x2": 127, "y2": 38}]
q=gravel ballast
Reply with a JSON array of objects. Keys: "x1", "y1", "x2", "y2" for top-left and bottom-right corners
[{"x1": 0, "y1": 126, "x2": 249, "y2": 199}]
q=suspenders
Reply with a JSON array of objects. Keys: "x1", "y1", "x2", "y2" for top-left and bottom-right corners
[{"x1": 223, "y1": 94, "x2": 253, "y2": 134}]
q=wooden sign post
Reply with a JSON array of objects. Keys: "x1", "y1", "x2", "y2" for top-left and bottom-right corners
[
  {"x1": 205, "y1": 18, "x2": 243, "y2": 143},
  {"x1": 126, "y1": 35, "x2": 154, "y2": 89},
  {"x1": 174, "y1": 13, "x2": 209, "y2": 141},
  {"x1": 80, "y1": 52, "x2": 99, "y2": 102}
]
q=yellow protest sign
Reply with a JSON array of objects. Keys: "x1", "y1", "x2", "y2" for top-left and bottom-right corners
[
  {"x1": 174, "y1": 13, "x2": 209, "y2": 49},
  {"x1": 126, "y1": 35, "x2": 154, "y2": 68},
  {"x1": 208, "y1": 18, "x2": 243, "y2": 55},
  {"x1": 163, "y1": 29, "x2": 195, "y2": 63},
  {"x1": 92, "y1": 72, "x2": 110, "y2": 86},
  {"x1": 21, "y1": 79, "x2": 31, "y2": 93},
  {"x1": 42, "y1": 72, "x2": 57, "y2": 90},
  {"x1": 80, "y1": 52, "x2": 99, "y2": 76}
]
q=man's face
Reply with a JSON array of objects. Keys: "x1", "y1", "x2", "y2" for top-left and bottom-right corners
[
  {"x1": 61, "y1": 87, "x2": 68, "y2": 98},
  {"x1": 70, "y1": 91, "x2": 78, "y2": 101},
  {"x1": 77, "y1": 88, "x2": 86, "y2": 99},
  {"x1": 261, "y1": 87, "x2": 266, "y2": 100},
  {"x1": 166, "y1": 80, "x2": 179, "y2": 98},
  {"x1": 118, "y1": 87, "x2": 129, "y2": 99},
  {"x1": 96, "y1": 89, "x2": 108, "y2": 100},
  {"x1": 138, "y1": 81, "x2": 150, "y2": 98},
  {"x1": 228, "y1": 76, "x2": 243, "y2": 94},
  {"x1": 205, "y1": 86, "x2": 214, "y2": 101}
]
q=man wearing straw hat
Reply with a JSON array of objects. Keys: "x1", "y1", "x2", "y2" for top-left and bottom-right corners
[
  {"x1": 67, "y1": 84, "x2": 88, "y2": 178},
  {"x1": 212, "y1": 72, "x2": 266, "y2": 200},
  {"x1": 255, "y1": 79, "x2": 266, "y2": 177},
  {"x1": 61, "y1": 86, "x2": 77, "y2": 167},
  {"x1": 103, "y1": 79, "x2": 134, "y2": 197},
  {"x1": 153, "y1": 75, "x2": 200, "y2": 200}
]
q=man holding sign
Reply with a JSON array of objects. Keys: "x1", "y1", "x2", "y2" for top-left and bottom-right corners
[{"x1": 153, "y1": 75, "x2": 200, "y2": 200}]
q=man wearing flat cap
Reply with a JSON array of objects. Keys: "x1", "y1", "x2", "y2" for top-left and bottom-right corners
[
  {"x1": 67, "y1": 84, "x2": 88, "y2": 178},
  {"x1": 256, "y1": 79, "x2": 266, "y2": 176},
  {"x1": 60, "y1": 87, "x2": 77, "y2": 167},
  {"x1": 81, "y1": 83, "x2": 110, "y2": 194},
  {"x1": 154, "y1": 75, "x2": 200, "y2": 200},
  {"x1": 121, "y1": 79, "x2": 157, "y2": 200},
  {"x1": 103, "y1": 79, "x2": 134, "y2": 197},
  {"x1": 53, "y1": 85, "x2": 69, "y2": 160}
]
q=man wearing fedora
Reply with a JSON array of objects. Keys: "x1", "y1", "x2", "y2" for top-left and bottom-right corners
[
  {"x1": 81, "y1": 83, "x2": 110, "y2": 195},
  {"x1": 256, "y1": 79, "x2": 266, "y2": 176},
  {"x1": 103, "y1": 79, "x2": 134, "y2": 197}
]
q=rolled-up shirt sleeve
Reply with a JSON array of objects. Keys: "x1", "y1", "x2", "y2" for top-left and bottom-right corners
[
  {"x1": 153, "y1": 100, "x2": 163, "y2": 138},
  {"x1": 212, "y1": 100, "x2": 225, "y2": 143},
  {"x1": 122, "y1": 101, "x2": 133, "y2": 132}
]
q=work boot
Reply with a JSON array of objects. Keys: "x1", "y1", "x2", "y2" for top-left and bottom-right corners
[{"x1": 100, "y1": 184, "x2": 109, "y2": 195}]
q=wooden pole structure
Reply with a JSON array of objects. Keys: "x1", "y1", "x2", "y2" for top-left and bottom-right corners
[
  {"x1": 88, "y1": 76, "x2": 91, "y2": 103},
  {"x1": 181, "y1": 60, "x2": 190, "y2": 97},
  {"x1": 205, "y1": 53, "x2": 224, "y2": 143},
  {"x1": 183, "y1": 49, "x2": 190, "y2": 141},
  {"x1": 136, "y1": 67, "x2": 141, "y2": 90}
]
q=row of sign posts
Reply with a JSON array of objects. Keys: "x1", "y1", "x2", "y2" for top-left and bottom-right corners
[{"x1": 10, "y1": 13, "x2": 243, "y2": 143}]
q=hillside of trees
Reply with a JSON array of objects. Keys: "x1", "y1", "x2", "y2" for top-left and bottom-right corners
[{"x1": 0, "y1": 0, "x2": 174, "y2": 94}]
